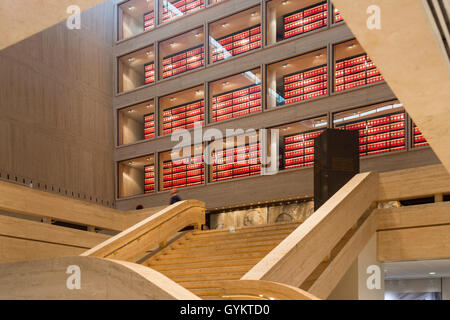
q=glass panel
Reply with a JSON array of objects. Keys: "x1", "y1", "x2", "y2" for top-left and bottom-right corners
[
  {"x1": 118, "y1": 100, "x2": 155, "y2": 145},
  {"x1": 266, "y1": 48, "x2": 327, "y2": 108},
  {"x1": 333, "y1": 101, "x2": 406, "y2": 157},
  {"x1": 334, "y1": 7, "x2": 344, "y2": 23},
  {"x1": 209, "y1": 6, "x2": 262, "y2": 64},
  {"x1": 118, "y1": 45, "x2": 155, "y2": 93},
  {"x1": 118, "y1": 0, "x2": 155, "y2": 40},
  {"x1": 266, "y1": 0, "x2": 328, "y2": 45},
  {"x1": 209, "y1": 68, "x2": 262, "y2": 123},
  {"x1": 159, "y1": 27, "x2": 204, "y2": 79},
  {"x1": 334, "y1": 39, "x2": 384, "y2": 92},
  {"x1": 159, "y1": 145, "x2": 205, "y2": 191},
  {"x1": 159, "y1": 85, "x2": 205, "y2": 136},
  {"x1": 159, "y1": 0, "x2": 205, "y2": 24},
  {"x1": 118, "y1": 155, "x2": 155, "y2": 198},
  {"x1": 272, "y1": 116, "x2": 327, "y2": 170},
  {"x1": 412, "y1": 121, "x2": 429, "y2": 148},
  {"x1": 208, "y1": 132, "x2": 261, "y2": 182}
]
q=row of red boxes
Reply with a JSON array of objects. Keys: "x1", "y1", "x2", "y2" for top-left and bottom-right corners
[
  {"x1": 162, "y1": 59, "x2": 204, "y2": 79},
  {"x1": 215, "y1": 26, "x2": 261, "y2": 46},
  {"x1": 284, "y1": 74, "x2": 327, "y2": 92},
  {"x1": 335, "y1": 9, "x2": 343, "y2": 22},
  {"x1": 162, "y1": 177, "x2": 204, "y2": 189},
  {"x1": 213, "y1": 84, "x2": 261, "y2": 103},
  {"x1": 144, "y1": 165, "x2": 155, "y2": 193},
  {"x1": 285, "y1": 155, "x2": 315, "y2": 166},
  {"x1": 283, "y1": 130, "x2": 322, "y2": 170},
  {"x1": 144, "y1": 62, "x2": 155, "y2": 85},
  {"x1": 283, "y1": 2, "x2": 327, "y2": 39},
  {"x1": 212, "y1": 92, "x2": 261, "y2": 110},
  {"x1": 284, "y1": 89, "x2": 327, "y2": 105},
  {"x1": 212, "y1": 99, "x2": 261, "y2": 117},
  {"x1": 413, "y1": 124, "x2": 429, "y2": 147},
  {"x1": 212, "y1": 26, "x2": 261, "y2": 62},
  {"x1": 161, "y1": 0, "x2": 204, "y2": 23},
  {"x1": 143, "y1": 11, "x2": 154, "y2": 31},
  {"x1": 212, "y1": 165, "x2": 261, "y2": 180},
  {"x1": 144, "y1": 113, "x2": 155, "y2": 140},
  {"x1": 284, "y1": 66, "x2": 327, "y2": 84},
  {"x1": 162, "y1": 101, "x2": 204, "y2": 116}
]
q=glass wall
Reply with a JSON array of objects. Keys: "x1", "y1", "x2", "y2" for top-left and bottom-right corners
[
  {"x1": 333, "y1": 101, "x2": 406, "y2": 157},
  {"x1": 266, "y1": 0, "x2": 328, "y2": 45},
  {"x1": 118, "y1": 0, "x2": 155, "y2": 40},
  {"x1": 118, "y1": 45, "x2": 155, "y2": 93},
  {"x1": 334, "y1": 39, "x2": 384, "y2": 92},
  {"x1": 159, "y1": 85, "x2": 205, "y2": 136},
  {"x1": 334, "y1": 7, "x2": 343, "y2": 23},
  {"x1": 118, "y1": 155, "x2": 155, "y2": 198},
  {"x1": 266, "y1": 48, "x2": 327, "y2": 108},
  {"x1": 159, "y1": 27, "x2": 204, "y2": 79},
  {"x1": 209, "y1": 68, "x2": 262, "y2": 123},
  {"x1": 209, "y1": 6, "x2": 262, "y2": 64},
  {"x1": 159, "y1": 145, "x2": 205, "y2": 191},
  {"x1": 272, "y1": 116, "x2": 327, "y2": 169},
  {"x1": 159, "y1": 0, "x2": 205, "y2": 25},
  {"x1": 118, "y1": 100, "x2": 155, "y2": 146}
]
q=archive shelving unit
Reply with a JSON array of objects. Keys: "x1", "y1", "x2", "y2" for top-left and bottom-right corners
[
  {"x1": 161, "y1": 100, "x2": 205, "y2": 136},
  {"x1": 282, "y1": 129, "x2": 323, "y2": 169},
  {"x1": 144, "y1": 62, "x2": 155, "y2": 85},
  {"x1": 161, "y1": 0, "x2": 205, "y2": 24},
  {"x1": 211, "y1": 24, "x2": 262, "y2": 63},
  {"x1": 144, "y1": 10, "x2": 155, "y2": 31},
  {"x1": 335, "y1": 53, "x2": 384, "y2": 92},
  {"x1": 162, "y1": 44, "x2": 204, "y2": 79},
  {"x1": 211, "y1": 83, "x2": 262, "y2": 123},
  {"x1": 281, "y1": 64, "x2": 328, "y2": 106},
  {"x1": 412, "y1": 122, "x2": 429, "y2": 148},
  {"x1": 144, "y1": 113, "x2": 155, "y2": 140},
  {"x1": 144, "y1": 165, "x2": 155, "y2": 194},
  {"x1": 161, "y1": 154, "x2": 205, "y2": 190},
  {"x1": 211, "y1": 142, "x2": 261, "y2": 182},
  {"x1": 283, "y1": 1, "x2": 328, "y2": 40},
  {"x1": 335, "y1": 111, "x2": 406, "y2": 156}
]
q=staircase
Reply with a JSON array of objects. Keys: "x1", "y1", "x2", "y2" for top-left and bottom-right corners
[{"x1": 142, "y1": 222, "x2": 300, "y2": 300}]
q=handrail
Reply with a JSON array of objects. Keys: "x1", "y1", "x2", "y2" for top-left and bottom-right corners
[
  {"x1": 0, "y1": 256, "x2": 200, "y2": 300},
  {"x1": 218, "y1": 280, "x2": 319, "y2": 300},
  {"x1": 81, "y1": 200, "x2": 205, "y2": 263},
  {"x1": 242, "y1": 172, "x2": 378, "y2": 295}
]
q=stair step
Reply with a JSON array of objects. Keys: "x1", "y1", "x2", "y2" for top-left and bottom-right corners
[
  {"x1": 192, "y1": 222, "x2": 300, "y2": 236},
  {"x1": 184, "y1": 228, "x2": 297, "y2": 243},
  {"x1": 148, "y1": 258, "x2": 261, "y2": 271},
  {"x1": 180, "y1": 280, "x2": 236, "y2": 289},
  {"x1": 150, "y1": 251, "x2": 267, "y2": 265},
  {"x1": 168, "y1": 272, "x2": 243, "y2": 283},
  {"x1": 189, "y1": 288, "x2": 222, "y2": 297},
  {"x1": 153, "y1": 245, "x2": 278, "y2": 259},
  {"x1": 169, "y1": 239, "x2": 283, "y2": 252},
  {"x1": 157, "y1": 264, "x2": 252, "y2": 277},
  {"x1": 174, "y1": 235, "x2": 287, "y2": 249}
]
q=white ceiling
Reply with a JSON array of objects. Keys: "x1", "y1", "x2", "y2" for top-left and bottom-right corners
[{"x1": 384, "y1": 259, "x2": 450, "y2": 280}]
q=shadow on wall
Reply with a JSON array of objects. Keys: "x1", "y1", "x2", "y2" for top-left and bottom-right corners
[{"x1": 209, "y1": 200, "x2": 314, "y2": 229}]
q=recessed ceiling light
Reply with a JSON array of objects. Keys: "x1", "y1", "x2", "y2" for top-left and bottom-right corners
[
  {"x1": 251, "y1": 12, "x2": 257, "y2": 17},
  {"x1": 128, "y1": 161, "x2": 133, "y2": 165},
  {"x1": 128, "y1": 57, "x2": 135, "y2": 62},
  {"x1": 282, "y1": 63, "x2": 288, "y2": 68},
  {"x1": 169, "y1": 42, "x2": 175, "y2": 46},
  {"x1": 315, "y1": 54, "x2": 322, "y2": 58},
  {"x1": 128, "y1": 109, "x2": 133, "y2": 113},
  {"x1": 429, "y1": 272, "x2": 436, "y2": 275},
  {"x1": 222, "y1": 81, "x2": 229, "y2": 86},
  {"x1": 146, "y1": 105, "x2": 151, "y2": 108},
  {"x1": 195, "y1": 32, "x2": 201, "y2": 37},
  {"x1": 128, "y1": 6, "x2": 135, "y2": 10},
  {"x1": 146, "y1": 158, "x2": 151, "y2": 161},
  {"x1": 282, "y1": 0, "x2": 288, "y2": 5},
  {"x1": 348, "y1": 44, "x2": 356, "y2": 49},
  {"x1": 146, "y1": 51, "x2": 151, "y2": 55},
  {"x1": 170, "y1": 97, "x2": 176, "y2": 101},
  {"x1": 222, "y1": 23, "x2": 227, "y2": 27}
]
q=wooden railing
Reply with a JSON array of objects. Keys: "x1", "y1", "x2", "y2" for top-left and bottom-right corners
[
  {"x1": 218, "y1": 280, "x2": 319, "y2": 300},
  {"x1": 81, "y1": 200, "x2": 206, "y2": 263}
]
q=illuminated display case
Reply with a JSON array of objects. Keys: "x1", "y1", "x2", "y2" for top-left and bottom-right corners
[
  {"x1": 159, "y1": 27, "x2": 204, "y2": 79},
  {"x1": 333, "y1": 102, "x2": 406, "y2": 156},
  {"x1": 118, "y1": 155, "x2": 155, "y2": 198},
  {"x1": 267, "y1": 48, "x2": 327, "y2": 108},
  {"x1": 334, "y1": 39, "x2": 384, "y2": 92},
  {"x1": 209, "y1": 135, "x2": 261, "y2": 182},
  {"x1": 160, "y1": 146, "x2": 205, "y2": 190},
  {"x1": 209, "y1": 68, "x2": 262, "y2": 123},
  {"x1": 334, "y1": 8, "x2": 343, "y2": 23},
  {"x1": 159, "y1": 85, "x2": 205, "y2": 135},
  {"x1": 159, "y1": 0, "x2": 205, "y2": 24},
  {"x1": 118, "y1": 45, "x2": 155, "y2": 93},
  {"x1": 412, "y1": 122, "x2": 429, "y2": 148},
  {"x1": 209, "y1": 6, "x2": 261, "y2": 63},
  {"x1": 118, "y1": 100, "x2": 155, "y2": 146},
  {"x1": 118, "y1": 0, "x2": 155, "y2": 40},
  {"x1": 266, "y1": 0, "x2": 328, "y2": 45}
]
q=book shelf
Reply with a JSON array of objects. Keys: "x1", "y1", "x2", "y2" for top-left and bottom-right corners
[
  {"x1": 144, "y1": 11, "x2": 154, "y2": 31},
  {"x1": 335, "y1": 111, "x2": 406, "y2": 156},
  {"x1": 211, "y1": 83, "x2": 262, "y2": 123},
  {"x1": 144, "y1": 62, "x2": 155, "y2": 84},
  {"x1": 335, "y1": 53, "x2": 384, "y2": 92},
  {"x1": 281, "y1": 64, "x2": 328, "y2": 106},
  {"x1": 334, "y1": 9, "x2": 343, "y2": 22},
  {"x1": 144, "y1": 165, "x2": 155, "y2": 194},
  {"x1": 161, "y1": 0, "x2": 204, "y2": 23},
  {"x1": 211, "y1": 24, "x2": 262, "y2": 63},
  {"x1": 283, "y1": 1, "x2": 328, "y2": 40},
  {"x1": 162, "y1": 154, "x2": 205, "y2": 190},
  {"x1": 412, "y1": 122, "x2": 429, "y2": 147},
  {"x1": 162, "y1": 44, "x2": 204, "y2": 79},
  {"x1": 144, "y1": 113, "x2": 155, "y2": 140},
  {"x1": 161, "y1": 100, "x2": 205, "y2": 135},
  {"x1": 211, "y1": 142, "x2": 261, "y2": 182},
  {"x1": 282, "y1": 130, "x2": 323, "y2": 169}
]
